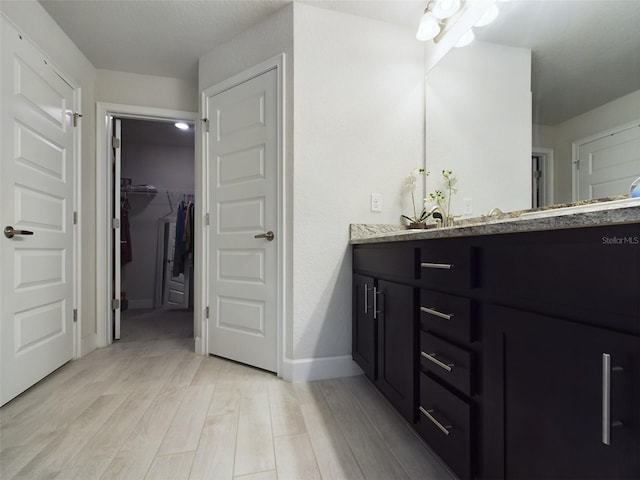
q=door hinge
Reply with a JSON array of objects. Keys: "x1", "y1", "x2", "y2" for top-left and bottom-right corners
[
  {"x1": 574, "y1": 159, "x2": 580, "y2": 170},
  {"x1": 205, "y1": 306, "x2": 210, "y2": 318},
  {"x1": 533, "y1": 170, "x2": 542, "y2": 179},
  {"x1": 112, "y1": 298, "x2": 120, "y2": 310},
  {"x1": 73, "y1": 112, "x2": 82, "y2": 127},
  {"x1": 73, "y1": 308, "x2": 78, "y2": 322},
  {"x1": 73, "y1": 211, "x2": 78, "y2": 225},
  {"x1": 112, "y1": 136, "x2": 121, "y2": 148},
  {"x1": 112, "y1": 218, "x2": 120, "y2": 229},
  {"x1": 202, "y1": 117, "x2": 210, "y2": 133},
  {"x1": 205, "y1": 213, "x2": 210, "y2": 226}
]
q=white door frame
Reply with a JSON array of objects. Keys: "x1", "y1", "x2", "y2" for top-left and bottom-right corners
[
  {"x1": 532, "y1": 146, "x2": 554, "y2": 207},
  {"x1": 572, "y1": 120, "x2": 640, "y2": 201},
  {"x1": 201, "y1": 54, "x2": 286, "y2": 373},
  {"x1": 95, "y1": 103, "x2": 198, "y2": 347}
]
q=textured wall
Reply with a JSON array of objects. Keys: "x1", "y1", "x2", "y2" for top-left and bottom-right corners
[{"x1": 293, "y1": 4, "x2": 425, "y2": 360}]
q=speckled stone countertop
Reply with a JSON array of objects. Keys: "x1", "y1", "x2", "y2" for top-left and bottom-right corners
[{"x1": 350, "y1": 197, "x2": 640, "y2": 244}]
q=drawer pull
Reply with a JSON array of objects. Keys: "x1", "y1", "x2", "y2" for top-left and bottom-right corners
[
  {"x1": 421, "y1": 262, "x2": 453, "y2": 270},
  {"x1": 364, "y1": 284, "x2": 371, "y2": 314},
  {"x1": 421, "y1": 306, "x2": 453, "y2": 320},
  {"x1": 419, "y1": 407, "x2": 452, "y2": 436},
  {"x1": 421, "y1": 351, "x2": 454, "y2": 372},
  {"x1": 602, "y1": 353, "x2": 624, "y2": 445}
]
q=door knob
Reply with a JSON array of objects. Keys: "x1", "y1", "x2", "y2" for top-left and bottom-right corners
[
  {"x1": 254, "y1": 231, "x2": 275, "y2": 241},
  {"x1": 4, "y1": 226, "x2": 34, "y2": 239}
]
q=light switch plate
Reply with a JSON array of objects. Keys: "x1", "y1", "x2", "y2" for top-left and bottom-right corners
[{"x1": 371, "y1": 193, "x2": 383, "y2": 212}]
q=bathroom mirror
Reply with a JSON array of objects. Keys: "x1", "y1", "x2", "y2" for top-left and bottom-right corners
[{"x1": 427, "y1": 0, "x2": 640, "y2": 211}]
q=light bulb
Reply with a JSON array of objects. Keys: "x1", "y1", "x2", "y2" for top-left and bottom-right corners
[
  {"x1": 432, "y1": 0, "x2": 461, "y2": 20},
  {"x1": 175, "y1": 122, "x2": 189, "y2": 130},
  {"x1": 416, "y1": 11, "x2": 441, "y2": 41},
  {"x1": 475, "y1": 4, "x2": 499, "y2": 27},
  {"x1": 454, "y1": 29, "x2": 475, "y2": 48}
]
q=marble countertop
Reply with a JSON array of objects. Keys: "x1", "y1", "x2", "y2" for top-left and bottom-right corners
[{"x1": 350, "y1": 197, "x2": 640, "y2": 244}]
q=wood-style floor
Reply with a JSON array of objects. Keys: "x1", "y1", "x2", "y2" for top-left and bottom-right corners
[{"x1": 0, "y1": 309, "x2": 455, "y2": 480}]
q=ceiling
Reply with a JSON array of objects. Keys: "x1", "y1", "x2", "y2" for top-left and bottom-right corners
[{"x1": 38, "y1": 0, "x2": 640, "y2": 126}]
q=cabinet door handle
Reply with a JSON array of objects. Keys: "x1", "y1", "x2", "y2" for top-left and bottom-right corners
[
  {"x1": 421, "y1": 262, "x2": 453, "y2": 270},
  {"x1": 420, "y1": 306, "x2": 453, "y2": 320},
  {"x1": 421, "y1": 351, "x2": 455, "y2": 372},
  {"x1": 373, "y1": 287, "x2": 383, "y2": 319},
  {"x1": 602, "y1": 353, "x2": 624, "y2": 445},
  {"x1": 419, "y1": 407, "x2": 452, "y2": 436},
  {"x1": 364, "y1": 284, "x2": 371, "y2": 314}
]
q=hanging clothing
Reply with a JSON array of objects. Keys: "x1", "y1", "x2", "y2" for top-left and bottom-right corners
[
  {"x1": 184, "y1": 201, "x2": 194, "y2": 254},
  {"x1": 172, "y1": 201, "x2": 186, "y2": 277},
  {"x1": 121, "y1": 206, "x2": 132, "y2": 264}
]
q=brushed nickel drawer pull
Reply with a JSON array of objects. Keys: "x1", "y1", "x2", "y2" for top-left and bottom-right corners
[
  {"x1": 419, "y1": 407, "x2": 452, "y2": 435},
  {"x1": 421, "y1": 262, "x2": 453, "y2": 270},
  {"x1": 421, "y1": 351, "x2": 454, "y2": 372},
  {"x1": 602, "y1": 353, "x2": 624, "y2": 445},
  {"x1": 364, "y1": 284, "x2": 371, "y2": 314},
  {"x1": 420, "y1": 306, "x2": 453, "y2": 320}
]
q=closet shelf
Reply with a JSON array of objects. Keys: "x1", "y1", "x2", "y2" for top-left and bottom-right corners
[{"x1": 121, "y1": 185, "x2": 158, "y2": 195}]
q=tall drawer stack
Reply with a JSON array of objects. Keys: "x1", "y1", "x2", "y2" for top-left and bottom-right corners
[{"x1": 416, "y1": 241, "x2": 476, "y2": 480}]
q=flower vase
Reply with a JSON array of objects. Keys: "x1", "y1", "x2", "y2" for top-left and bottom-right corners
[{"x1": 407, "y1": 222, "x2": 427, "y2": 229}]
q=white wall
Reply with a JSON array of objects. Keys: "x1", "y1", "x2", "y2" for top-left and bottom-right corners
[
  {"x1": 1, "y1": 1, "x2": 98, "y2": 351},
  {"x1": 548, "y1": 89, "x2": 640, "y2": 203},
  {"x1": 96, "y1": 69, "x2": 198, "y2": 112},
  {"x1": 425, "y1": 41, "x2": 532, "y2": 216},
  {"x1": 293, "y1": 3, "x2": 425, "y2": 363}
]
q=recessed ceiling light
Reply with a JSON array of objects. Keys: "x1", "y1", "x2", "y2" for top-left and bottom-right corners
[{"x1": 175, "y1": 122, "x2": 189, "y2": 130}]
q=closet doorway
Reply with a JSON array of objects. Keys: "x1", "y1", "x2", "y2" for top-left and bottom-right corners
[{"x1": 115, "y1": 118, "x2": 195, "y2": 343}]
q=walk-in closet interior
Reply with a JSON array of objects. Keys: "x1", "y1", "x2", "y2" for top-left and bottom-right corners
[{"x1": 117, "y1": 118, "x2": 195, "y2": 341}]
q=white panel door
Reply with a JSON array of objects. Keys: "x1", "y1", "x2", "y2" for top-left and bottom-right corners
[
  {"x1": 577, "y1": 125, "x2": 640, "y2": 200},
  {"x1": 1, "y1": 20, "x2": 76, "y2": 405},
  {"x1": 206, "y1": 69, "x2": 277, "y2": 372}
]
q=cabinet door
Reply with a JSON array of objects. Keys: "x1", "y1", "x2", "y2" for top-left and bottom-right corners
[
  {"x1": 484, "y1": 305, "x2": 640, "y2": 479},
  {"x1": 353, "y1": 274, "x2": 376, "y2": 379},
  {"x1": 376, "y1": 280, "x2": 416, "y2": 422}
]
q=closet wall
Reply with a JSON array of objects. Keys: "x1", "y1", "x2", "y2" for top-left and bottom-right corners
[{"x1": 120, "y1": 119, "x2": 195, "y2": 309}]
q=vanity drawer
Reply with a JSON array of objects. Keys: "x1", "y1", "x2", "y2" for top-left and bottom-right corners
[
  {"x1": 420, "y1": 290, "x2": 473, "y2": 343},
  {"x1": 419, "y1": 242, "x2": 472, "y2": 290},
  {"x1": 353, "y1": 246, "x2": 416, "y2": 281},
  {"x1": 420, "y1": 331, "x2": 473, "y2": 396},
  {"x1": 417, "y1": 372, "x2": 472, "y2": 480}
]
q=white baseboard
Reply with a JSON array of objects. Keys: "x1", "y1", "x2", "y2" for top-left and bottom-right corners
[
  {"x1": 280, "y1": 354, "x2": 363, "y2": 382},
  {"x1": 80, "y1": 333, "x2": 97, "y2": 358}
]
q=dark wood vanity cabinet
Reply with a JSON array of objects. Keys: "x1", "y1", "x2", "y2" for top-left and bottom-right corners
[
  {"x1": 483, "y1": 305, "x2": 640, "y2": 479},
  {"x1": 353, "y1": 223, "x2": 640, "y2": 479},
  {"x1": 353, "y1": 273, "x2": 376, "y2": 380},
  {"x1": 481, "y1": 224, "x2": 640, "y2": 479},
  {"x1": 352, "y1": 247, "x2": 417, "y2": 423}
]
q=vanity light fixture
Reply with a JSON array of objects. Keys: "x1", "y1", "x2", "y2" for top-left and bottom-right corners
[
  {"x1": 174, "y1": 122, "x2": 189, "y2": 130},
  {"x1": 474, "y1": 3, "x2": 499, "y2": 27},
  {"x1": 416, "y1": 0, "x2": 465, "y2": 43},
  {"x1": 416, "y1": 6, "x2": 441, "y2": 41},
  {"x1": 417, "y1": 0, "x2": 500, "y2": 47},
  {"x1": 454, "y1": 29, "x2": 475, "y2": 48}
]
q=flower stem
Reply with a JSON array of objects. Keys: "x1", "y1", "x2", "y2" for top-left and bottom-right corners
[{"x1": 411, "y1": 191, "x2": 417, "y2": 221}]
